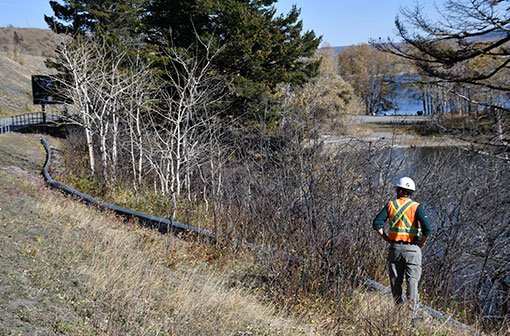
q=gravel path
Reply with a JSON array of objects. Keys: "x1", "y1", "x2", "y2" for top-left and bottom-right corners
[{"x1": 323, "y1": 115, "x2": 467, "y2": 148}]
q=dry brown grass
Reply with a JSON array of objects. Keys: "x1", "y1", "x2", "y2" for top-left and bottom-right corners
[
  {"x1": 339, "y1": 291, "x2": 480, "y2": 336},
  {"x1": 0, "y1": 27, "x2": 61, "y2": 57},
  {"x1": 0, "y1": 51, "x2": 63, "y2": 117},
  {"x1": 32, "y1": 192, "x2": 326, "y2": 335},
  {"x1": 0, "y1": 133, "x2": 322, "y2": 335}
]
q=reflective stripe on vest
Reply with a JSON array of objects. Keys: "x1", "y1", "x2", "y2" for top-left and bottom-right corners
[
  {"x1": 388, "y1": 199, "x2": 420, "y2": 242},
  {"x1": 389, "y1": 199, "x2": 414, "y2": 229}
]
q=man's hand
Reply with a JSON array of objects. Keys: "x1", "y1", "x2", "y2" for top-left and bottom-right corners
[
  {"x1": 417, "y1": 235, "x2": 428, "y2": 248},
  {"x1": 376, "y1": 229, "x2": 391, "y2": 243}
]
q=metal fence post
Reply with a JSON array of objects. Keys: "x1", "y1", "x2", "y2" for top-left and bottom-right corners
[{"x1": 42, "y1": 104, "x2": 47, "y2": 124}]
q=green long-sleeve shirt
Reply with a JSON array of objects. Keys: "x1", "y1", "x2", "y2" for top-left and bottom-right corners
[{"x1": 372, "y1": 199, "x2": 432, "y2": 237}]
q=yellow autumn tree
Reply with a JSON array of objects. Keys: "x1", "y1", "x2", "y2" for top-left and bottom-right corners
[
  {"x1": 337, "y1": 43, "x2": 400, "y2": 115},
  {"x1": 280, "y1": 46, "x2": 362, "y2": 125}
]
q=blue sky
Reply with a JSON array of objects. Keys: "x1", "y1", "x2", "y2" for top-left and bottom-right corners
[
  {"x1": 0, "y1": 0, "x2": 436, "y2": 47},
  {"x1": 0, "y1": 0, "x2": 53, "y2": 29},
  {"x1": 274, "y1": 0, "x2": 437, "y2": 46}
]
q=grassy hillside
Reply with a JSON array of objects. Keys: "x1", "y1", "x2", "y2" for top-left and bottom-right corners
[
  {"x1": 0, "y1": 28, "x2": 63, "y2": 118},
  {"x1": 0, "y1": 132, "x2": 328, "y2": 335},
  {"x1": 0, "y1": 28, "x2": 61, "y2": 57}
]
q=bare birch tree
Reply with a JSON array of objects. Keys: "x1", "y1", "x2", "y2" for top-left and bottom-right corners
[
  {"x1": 56, "y1": 36, "x2": 154, "y2": 182},
  {"x1": 144, "y1": 39, "x2": 225, "y2": 219},
  {"x1": 56, "y1": 37, "x2": 98, "y2": 175}
]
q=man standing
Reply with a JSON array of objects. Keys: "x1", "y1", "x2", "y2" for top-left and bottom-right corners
[{"x1": 373, "y1": 177, "x2": 432, "y2": 312}]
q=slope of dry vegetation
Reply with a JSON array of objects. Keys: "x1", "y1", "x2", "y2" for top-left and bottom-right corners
[
  {"x1": 0, "y1": 27, "x2": 61, "y2": 57},
  {"x1": 0, "y1": 133, "x2": 326, "y2": 335},
  {"x1": 0, "y1": 28, "x2": 63, "y2": 117}
]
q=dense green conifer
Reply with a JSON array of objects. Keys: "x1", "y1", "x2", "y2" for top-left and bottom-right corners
[{"x1": 45, "y1": 0, "x2": 321, "y2": 121}]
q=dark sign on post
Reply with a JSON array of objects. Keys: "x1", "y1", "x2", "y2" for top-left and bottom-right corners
[{"x1": 31, "y1": 75, "x2": 70, "y2": 105}]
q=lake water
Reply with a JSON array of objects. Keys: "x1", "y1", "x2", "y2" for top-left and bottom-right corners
[{"x1": 379, "y1": 75, "x2": 427, "y2": 116}]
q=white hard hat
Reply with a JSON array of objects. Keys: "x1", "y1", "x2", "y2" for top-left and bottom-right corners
[{"x1": 394, "y1": 177, "x2": 416, "y2": 191}]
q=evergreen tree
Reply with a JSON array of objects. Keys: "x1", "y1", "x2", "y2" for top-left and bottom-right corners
[
  {"x1": 45, "y1": 0, "x2": 146, "y2": 37},
  {"x1": 45, "y1": 0, "x2": 321, "y2": 120},
  {"x1": 144, "y1": 0, "x2": 321, "y2": 118}
]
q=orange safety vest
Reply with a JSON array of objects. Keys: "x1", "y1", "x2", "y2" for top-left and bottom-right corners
[{"x1": 387, "y1": 198, "x2": 420, "y2": 242}]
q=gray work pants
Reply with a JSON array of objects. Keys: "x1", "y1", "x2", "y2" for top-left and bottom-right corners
[{"x1": 388, "y1": 242, "x2": 422, "y2": 308}]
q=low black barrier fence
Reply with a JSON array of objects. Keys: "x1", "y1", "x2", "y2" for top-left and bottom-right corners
[{"x1": 39, "y1": 135, "x2": 477, "y2": 333}]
